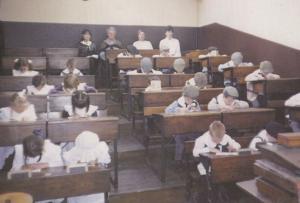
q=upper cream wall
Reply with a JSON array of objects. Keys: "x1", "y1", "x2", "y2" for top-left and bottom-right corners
[
  {"x1": 198, "y1": 0, "x2": 300, "y2": 50},
  {"x1": 0, "y1": 0, "x2": 199, "y2": 27}
]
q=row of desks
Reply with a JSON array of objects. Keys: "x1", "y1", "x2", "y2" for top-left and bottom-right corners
[
  {"x1": 150, "y1": 108, "x2": 275, "y2": 182},
  {"x1": 0, "y1": 75, "x2": 95, "y2": 92}
]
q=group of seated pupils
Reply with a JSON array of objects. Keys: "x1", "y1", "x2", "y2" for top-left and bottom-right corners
[{"x1": 0, "y1": 24, "x2": 300, "y2": 202}]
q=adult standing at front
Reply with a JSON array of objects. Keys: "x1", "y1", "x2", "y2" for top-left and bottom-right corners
[{"x1": 159, "y1": 26, "x2": 181, "y2": 57}]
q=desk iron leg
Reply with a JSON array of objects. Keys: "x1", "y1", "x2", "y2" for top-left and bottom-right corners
[
  {"x1": 104, "y1": 192, "x2": 109, "y2": 203},
  {"x1": 113, "y1": 138, "x2": 118, "y2": 189},
  {"x1": 160, "y1": 131, "x2": 166, "y2": 182}
]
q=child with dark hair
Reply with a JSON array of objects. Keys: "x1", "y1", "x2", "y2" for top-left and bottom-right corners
[
  {"x1": 26, "y1": 75, "x2": 54, "y2": 95},
  {"x1": 78, "y1": 29, "x2": 97, "y2": 58},
  {"x1": 13, "y1": 58, "x2": 38, "y2": 76},
  {"x1": 60, "y1": 58, "x2": 83, "y2": 76},
  {"x1": 159, "y1": 25, "x2": 181, "y2": 57},
  {"x1": 62, "y1": 90, "x2": 98, "y2": 118},
  {"x1": 249, "y1": 121, "x2": 285, "y2": 150}
]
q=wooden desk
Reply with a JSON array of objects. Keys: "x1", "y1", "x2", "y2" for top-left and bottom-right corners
[
  {"x1": 223, "y1": 66, "x2": 258, "y2": 85},
  {"x1": 152, "y1": 111, "x2": 221, "y2": 182},
  {"x1": 117, "y1": 57, "x2": 142, "y2": 70},
  {"x1": 0, "y1": 76, "x2": 33, "y2": 92},
  {"x1": 237, "y1": 179, "x2": 271, "y2": 203},
  {"x1": 3, "y1": 48, "x2": 44, "y2": 57},
  {"x1": 47, "y1": 75, "x2": 95, "y2": 87},
  {"x1": 48, "y1": 92, "x2": 106, "y2": 112},
  {"x1": 0, "y1": 166, "x2": 111, "y2": 202},
  {"x1": 0, "y1": 120, "x2": 46, "y2": 146},
  {"x1": 47, "y1": 56, "x2": 90, "y2": 74},
  {"x1": 106, "y1": 49, "x2": 126, "y2": 64},
  {"x1": 169, "y1": 74, "x2": 194, "y2": 87},
  {"x1": 184, "y1": 49, "x2": 209, "y2": 63},
  {"x1": 139, "y1": 49, "x2": 160, "y2": 57},
  {"x1": 222, "y1": 108, "x2": 275, "y2": 131},
  {"x1": 199, "y1": 56, "x2": 230, "y2": 73},
  {"x1": 43, "y1": 48, "x2": 79, "y2": 57},
  {"x1": 0, "y1": 93, "x2": 47, "y2": 113},
  {"x1": 1, "y1": 56, "x2": 47, "y2": 72},
  {"x1": 200, "y1": 152, "x2": 261, "y2": 183},
  {"x1": 48, "y1": 117, "x2": 119, "y2": 187},
  {"x1": 153, "y1": 57, "x2": 181, "y2": 69}
]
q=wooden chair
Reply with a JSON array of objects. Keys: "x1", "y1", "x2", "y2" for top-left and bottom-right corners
[{"x1": 0, "y1": 192, "x2": 33, "y2": 203}]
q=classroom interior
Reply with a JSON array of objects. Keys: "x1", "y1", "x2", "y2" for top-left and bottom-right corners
[{"x1": 0, "y1": 0, "x2": 300, "y2": 203}]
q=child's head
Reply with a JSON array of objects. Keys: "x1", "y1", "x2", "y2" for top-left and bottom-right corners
[
  {"x1": 260, "y1": 61, "x2": 274, "y2": 76},
  {"x1": 126, "y1": 45, "x2": 139, "y2": 56},
  {"x1": 140, "y1": 57, "x2": 153, "y2": 74},
  {"x1": 10, "y1": 93, "x2": 30, "y2": 113},
  {"x1": 14, "y1": 58, "x2": 33, "y2": 72},
  {"x1": 23, "y1": 135, "x2": 44, "y2": 158},
  {"x1": 64, "y1": 74, "x2": 80, "y2": 91},
  {"x1": 223, "y1": 86, "x2": 239, "y2": 106},
  {"x1": 207, "y1": 46, "x2": 219, "y2": 55},
  {"x1": 173, "y1": 58, "x2": 186, "y2": 73},
  {"x1": 209, "y1": 121, "x2": 226, "y2": 144},
  {"x1": 182, "y1": 85, "x2": 200, "y2": 105},
  {"x1": 107, "y1": 26, "x2": 117, "y2": 40},
  {"x1": 231, "y1": 52, "x2": 243, "y2": 66},
  {"x1": 81, "y1": 29, "x2": 92, "y2": 41},
  {"x1": 66, "y1": 58, "x2": 76, "y2": 71},
  {"x1": 165, "y1": 25, "x2": 174, "y2": 39},
  {"x1": 194, "y1": 72, "x2": 208, "y2": 89},
  {"x1": 71, "y1": 90, "x2": 90, "y2": 112},
  {"x1": 32, "y1": 75, "x2": 46, "y2": 90},
  {"x1": 265, "y1": 121, "x2": 285, "y2": 139},
  {"x1": 138, "y1": 29, "x2": 146, "y2": 41}
]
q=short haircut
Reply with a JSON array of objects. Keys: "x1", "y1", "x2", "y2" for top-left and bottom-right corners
[
  {"x1": 166, "y1": 25, "x2": 174, "y2": 33},
  {"x1": 64, "y1": 74, "x2": 80, "y2": 90},
  {"x1": 66, "y1": 58, "x2": 75, "y2": 68},
  {"x1": 14, "y1": 57, "x2": 33, "y2": 71},
  {"x1": 32, "y1": 74, "x2": 46, "y2": 88},
  {"x1": 23, "y1": 135, "x2": 44, "y2": 161},
  {"x1": 209, "y1": 121, "x2": 226, "y2": 138},
  {"x1": 71, "y1": 90, "x2": 90, "y2": 112}
]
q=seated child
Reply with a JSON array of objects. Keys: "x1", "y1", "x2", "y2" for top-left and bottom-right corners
[
  {"x1": 249, "y1": 121, "x2": 285, "y2": 150},
  {"x1": 199, "y1": 46, "x2": 219, "y2": 59},
  {"x1": 62, "y1": 90, "x2": 99, "y2": 118},
  {"x1": 0, "y1": 93, "x2": 38, "y2": 170},
  {"x1": 26, "y1": 74, "x2": 55, "y2": 95},
  {"x1": 208, "y1": 86, "x2": 249, "y2": 111},
  {"x1": 145, "y1": 76, "x2": 162, "y2": 92},
  {"x1": 60, "y1": 58, "x2": 83, "y2": 76},
  {"x1": 127, "y1": 57, "x2": 162, "y2": 75},
  {"x1": 12, "y1": 58, "x2": 39, "y2": 77},
  {"x1": 218, "y1": 52, "x2": 253, "y2": 72},
  {"x1": 245, "y1": 61, "x2": 280, "y2": 107},
  {"x1": 185, "y1": 72, "x2": 208, "y2": 89},
  {"x1": 173, "y1": 58, "x2": 186, "y2": 74},
  {"x1": 117, "y1": 45, "x2": 142, "y2": 58},
  {"x1": 55, "y1": 74, "x2": 96, "y2": 94},
  {"x1": 285, "y1": 92, "x2": 300, "y2": 132},
  {"x1": 63, "y1": 131, "x2": 111, "y2": 203},
  {"x1": 193, "y1": 121, "x2": 241, "y2": 174},
  {"x1": 11, "y1": 134, "x2": 63, "y2": 203},
  {"x1": 165, "y1": 85, "x2": 201, "y2": 163}
]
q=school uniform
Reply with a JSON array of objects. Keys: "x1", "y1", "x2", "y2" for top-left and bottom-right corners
[
  {"x1": 11, "y1": 139, "x2": 63, "y2": 203},
  {"x1": 133, "y1": 40, "x2": 153, "y2": 50},
  {"x1": 248, "y1": 130, "x2": 276, "y2": 150},
  {"x1": 60, "y1": 68, "x2": 83, "y2": 76},
  {"x1": 78, "y1": 41, "x2": 97, "y2": 57},
  {"x1": 159, "y1": 38, "x2": 181, "y2": 57},
  {"x1": 63, "y1": 131, "x2": 111, "y2": 203},
  {"x1": 145, "y1": 80, "x2": 162, "y2": 92},
  {"x1": 165, "y1": 96, "x2": 201, "y2": 161},
  {"x1": 62, "y1": 105, "x2": 98, "y2": 118},
  {"x1": 26, "y1": 84, "x2": 55, "y2": 95},
  {"x1": 285, "y1": 93, "x2": 300, "y2": 132},
  {"x1": 0, "y1": 105, "x2": 38, "y2": 170},
  {"x1": 12, "y1": 70, "x2": 39, "y2": 77},
  {"x1": 218, "y1": 60, "x2": 253, "y2": 72},
  {"x1": 207, "y1": 93, "x2": 249, "y2": 111},
  {"x1": 126, "y1": 69, "x2": 163, "y2": 75},
  {"x1": 245, "y1": 69, "x2": 280, "y2": 106},
  {"x1": 58, "y1": 82, "x2": 96, "y2": 94},
  {"x1": 193, "y1": 131, "x2": 241, "y2": 174}
]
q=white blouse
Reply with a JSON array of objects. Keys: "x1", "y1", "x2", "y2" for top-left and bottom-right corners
[
  {"x1": 159, "y1": 38, "x2": 181, "y2": 57},
  {"x1": 13, "y1": 70, "x2": 39, "y2": 77},
  {"x1": 133, "y1": 40, "x2": 153, "y2": 50},
  {"x1": 60, "y1": 68, "x2": 83, "y2": 76},
  {"x1": 26, "y1": 84, "x2": 55, "y2": 95}
]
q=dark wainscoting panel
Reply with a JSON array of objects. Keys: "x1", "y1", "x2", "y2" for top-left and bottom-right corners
[
  {"x1": 197, "y1": 23, "x2": 300, "y2": 77},
  {"x1": 2, "y1": 21, "x2": 198, "y2": 51}
]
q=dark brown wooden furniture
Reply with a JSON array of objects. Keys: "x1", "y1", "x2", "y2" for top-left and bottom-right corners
[
  {"x1": 169, "y1": 74, "x2": 194, "y2": 87},
  {"x1": 277, "y1": 132, "x2": 300, "y2": 147},
  {"x1": 46, "y1": 75, "x2": 95, "y2": 87},
  {"x1": 0, "y1": 166, "x2": 111, "y2": 203},
  {"x1": 153, "y1": 57, "x2": 181, "y2": 69},
  {"x1": 138, "y1": 49, "x2": 160, "y2": 57},
  {"x1": 3, "y1": 48, "x2": 44, "y2": 57},
  {"x1": 223, "y1": 66, "x2": 258, "y2": 85},
  {"x1": 1, "y1": 56, "x2": 47, "y2": 73},
  {"x1": 0, "y1": 76, "x2": 33, "y2": 92},
  {"x1": 117, "y1": 57, "x2": 142, "y2": 71},
  {"x1": 47, "y1": 56, "x2": 90, "y2": 74},
  {"x1": 43, "y1": 48, "x2": 79, "y2": 57}
]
